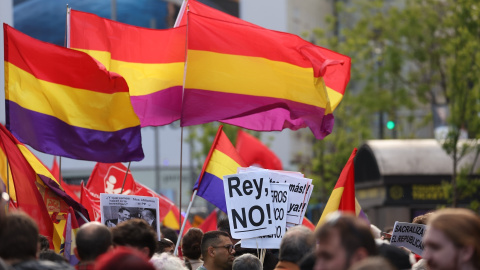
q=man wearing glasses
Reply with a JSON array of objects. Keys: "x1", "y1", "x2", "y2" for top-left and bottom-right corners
[{"x1": 198, "y1": 231, "x2": 236, "y2": 270}]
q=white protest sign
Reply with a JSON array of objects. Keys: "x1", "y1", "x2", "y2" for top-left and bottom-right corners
[
  {"x1": 270, "y1": 172, "x2": 312, "y2": 225},
  {"x1": 241, "y1": 183, "x2": 289, "y2": 249},
  {"x1": 100, "y1": 193, "x2": 161, "y2": 240},
  {"x1": 223, "y1": 172, "x2": 276, "y2": 239},
  {"x1": 390, "y1": 221, "x2": 426, "y2": 255},
  {"x1": 238, "y1": 166, "x2": 303, "y2": 177}
]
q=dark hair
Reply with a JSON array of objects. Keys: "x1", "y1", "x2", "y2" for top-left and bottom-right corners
[
  {"x1": 156, "y1": 238, "x2": 174, "y2": 253},
  {"x1": 216, "y1": 217, "x2": 231, "y2": 236},
  {"x1": 38, "y1": 234, "x2": 50, "y2": 251},
  {"x1": 317, "y1": 214, "x2": 377, "y2": 259},
  {"x1": 279, "y1": 225, "x2": 315, "y2": 263},
  {"x1": 0, "y1": 212, "x2": 39, "y2": 261},
  {"x1": 112, "y1": 219, "x2": 157, "y2": 258},
  {"x1": 118, "y1": 207, "x2": 130, "y2": 213},
  {"x1": 39, "y1": 250, "x2": 67, "y2": 263},
  {"x1": 182, "y1": 228, "x2": 203, "y2": 259},
  {"x1": 200, "y1": 231, "x2": 231, "y2": 258},
  {"x1": 96, "y1": 246, "x2": 155, "y2": 270},
  {"x1": 76, "y1": 222, "x2": 112, "y2": 261},
  {"x1": 160, "y1": 226, "x2": 178, "y2": 245}
]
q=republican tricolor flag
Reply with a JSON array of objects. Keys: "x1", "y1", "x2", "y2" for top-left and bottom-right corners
[
  {"x1": 316, "y1": 148, "x2": 368, "y2": 228},
  {"x1": 193, "y1": 126, "x2": 246, "y2": 213},
  {"x1": 4, "y1": 24, "x2": 143, "y2": 163}
]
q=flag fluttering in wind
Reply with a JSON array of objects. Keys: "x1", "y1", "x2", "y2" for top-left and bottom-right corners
[
  {"x1": 182, "y1": 13, "x2": 345, "y2": 139},
  {"x1": 198, "y1": 209, "x2": 219, "y2": 233},
  {"x1": 177, "y1": 0, "x2": 350, "y2": 112},
  {"x1": 316, "y1": 148, "x2": 368, "y2": 228},
  {"x1": 69, "y1": 10, "x2": 186, "y2": 127},
  {"x1": 60, "y1": 207, "x2": 80, "y2": 266},
  {"x1": 193, "y1": 126, "x2": 245, "y2": 213},
  {"x1": 0, "y1": 124, "x2": 89, "y2": 252},
  {"x1": 4, "y1": 24, "x2": 143, "y2": 163},
  {"x1": 235, "y1": 129, "x2": 283, "y2": 170}
]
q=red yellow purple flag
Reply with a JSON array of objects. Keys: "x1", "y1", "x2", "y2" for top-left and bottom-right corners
[
  {"x1": 177, "y1": 0, "x2": 350, "y2": 112},
  {"x1": 316, "y1": 148, "x2": 368, "y2": 228},
  {"x1": 4, "y1": 24, "x2": 143, "y2": 163},
  {"x1": 69, "y1": 9, "x2": 186, "y2": 127},
  {"x1": 182, "y1": 13, "x2": 348, "y2": 139},
  {"x1": 193, "y1": 126, "x2": 246, "y2": 213}
]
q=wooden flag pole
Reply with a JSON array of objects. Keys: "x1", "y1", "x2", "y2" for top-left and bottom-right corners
[{"x1": 120, "y1": 162, "x2": 131, "y2": 194}]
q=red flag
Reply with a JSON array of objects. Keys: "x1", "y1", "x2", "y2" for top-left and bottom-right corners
[
  {"x1": 301, "y1": 217, "x2": 315, "y2": 231},
  {"x1": 85, "y1": 162, "x2": 191, "y2": 231},
  {"x1": 199, "y1": 209, "x2": 218, "y2": 233},
  {"x1": 235, "y1": 130, "x2": 283, "y2": 170},
  {"x1": 0, "y1": 124, "x2": 54, "y2": 239},
  {"x1": 80, "y1": 183, "x2": 100, "y2": 222}
]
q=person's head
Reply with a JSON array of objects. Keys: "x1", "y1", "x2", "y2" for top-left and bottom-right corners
[
  {"x1": 232, "y1": 254, "x2": 262, "y2": 270},
  {"x1": 182, "y1": 228, "x2": 203, "y2": 260},
  {"x1": 39, "y1": 250, "x2": 67, "y2": 263},
  {"x1": 141, "y1": 209, "x2": 155, "y2": 222},
  {"x1": 160, "y1": 226, "x2": 178, "y2": 245},
  {"x1": 156, "y1": 238, "x2": 175, "y2": 254},
  {"x1": 423, "y1": 208, "x2": 480, "y2": 270},
  {"x1": 38, "y1": 234, "x2": 50, "y2": 251},
  {"x1": 151, "y1": 252, "x2": 189, "y2": 270},
  {"x1": 75, "y1": 222, "x2": 112, "y2": 262},
  {"x1": 118, "y1": 207, "x2": 131, "y2": 221},
  {"x1": 96, "y1": 246, "x2": 155, "y2": 270},
  {"x1": 279, "y1": 225, "x2": 315, "y2": 263},
  {"x1": 315, "y1": 213, "x2": 377, "y2": 270},
  {"x1": 112, "y1": 218, "x2": 157, "y2": 258},
  {"x1": 216, "y1": 217, "x2": 231, "y2": 236},
  {"x1": 201, "y1": 231, "x2": 235, "y2": 270},
  {"x1": 412, "y1": 212, "x2": 433, "y2": 225},
  {"x1": 0, "y1": 212, "x2": 39, "y2": 262}
]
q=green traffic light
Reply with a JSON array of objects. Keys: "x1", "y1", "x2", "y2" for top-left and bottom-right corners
[{"x1": 386, "y1": 121, "x2": 395, "y2": 130}]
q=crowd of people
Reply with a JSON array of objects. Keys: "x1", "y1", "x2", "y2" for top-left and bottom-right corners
[{"x1": 1, "y1": 183, "x2": 480, "y2": 270}]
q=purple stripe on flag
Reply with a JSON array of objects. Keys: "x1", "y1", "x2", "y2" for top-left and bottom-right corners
[
  {"x1": 7, "y1": 100, "x2": 144, "y2": 163},
  {"x1": 181, "y1": 89, "x2": 334, "y2": 139},
  {"x1": 194, "y1": 172, "x2": 227, "y2": 213},
  {"x1": 130, "y1": 86, "x2": 182, "y2": 127}
]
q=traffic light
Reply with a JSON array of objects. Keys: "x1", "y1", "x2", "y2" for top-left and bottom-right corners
[{"x1": 386, "y1": 120, "x2": 395, "y2": 130}]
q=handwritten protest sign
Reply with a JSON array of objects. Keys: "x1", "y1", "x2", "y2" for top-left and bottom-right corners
[
  {"x1": 100, "y1": 193, "x2": 161, "y2": 240},
  {"x1": 270, "y1": 172, "x2": 312, "y2": 225},
  {"x1": 390, "y1": 221, "x2": 426, "y2": 255},
  {"x1": 223, "y1": 172, "x2": 276, "y2": 239},
  {"x1": 242, "y1": 183, "x2": 289, "y2": 249}
]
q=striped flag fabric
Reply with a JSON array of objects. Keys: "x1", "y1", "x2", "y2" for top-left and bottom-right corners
[
  {"x1": 177, "y1": 0, "x2": 350, "y2": 113},
  {"x1": 193, "y1": 126, "x2": 246, "y2": 213},
  {"x1": 182, "y1": 13, "x2": 347, "y2": 139},
  {"x1": 316, "y1": 148, "x2": 369, "y2": 228},
  {"x1": 69, "y1": 9, "x2": 186, "y2": 127},
  {"x1": 4, "y1": 24, "x2": 143, "y2": 163}
]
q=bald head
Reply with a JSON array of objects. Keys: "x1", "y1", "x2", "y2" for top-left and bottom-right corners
[{"x1": 76, "y1": 222, "x2": 112, "y2": 262}]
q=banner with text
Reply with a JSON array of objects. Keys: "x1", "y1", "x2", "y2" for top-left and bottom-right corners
[
  {"x1": 390, "y1": 221, "x2": 426, "y2": 255},
  {"x1": 100, "y1": 193, "x2": 161, "y2": 240},
  {"x1": 242, "y1": 183, "x2": 289, "y2": 249},
  {"x1": 223, "y1": 172, "x2": 276, "y2": 239}
]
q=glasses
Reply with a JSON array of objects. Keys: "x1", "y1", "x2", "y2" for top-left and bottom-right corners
[
  {"x1": 212, "y1": 244, "x2": 235, "y2": 253},
  {"x1": 1, "y1": 192, "x2": 9, "y2": 203}
]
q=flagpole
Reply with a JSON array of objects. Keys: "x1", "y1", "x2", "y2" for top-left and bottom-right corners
[
  {"x1": 120, "y1": 162, "x2": 131, "y2": 194},
  {"x1": 6, "y1": 159, "x2": 10, "y2": 212},
  {"x1": 59, "y1": 157, "x2": 62, "y2": 185},
  {"x1": 174, "y1": 189, "x2": 197, "y2": 256},
  {"x1": 179, "y1": 127, "x2": 184, "y2": 234}
]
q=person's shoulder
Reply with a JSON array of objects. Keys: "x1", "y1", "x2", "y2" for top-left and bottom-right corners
[
  {"x1": 13, "y1": 260, "x2": 75, "y2": 270},
  {"x1": 196, "y1": 265, "x2": 208, "y2": 270}
]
